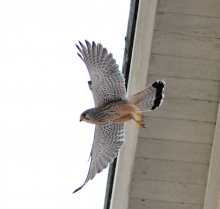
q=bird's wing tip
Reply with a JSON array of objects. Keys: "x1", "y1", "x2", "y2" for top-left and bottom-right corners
[{"x1": 72, "y1": 183, "x2": 86, "y2": 194}]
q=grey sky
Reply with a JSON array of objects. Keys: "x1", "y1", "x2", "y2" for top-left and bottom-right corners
[{"x1": 0, "y1": 0, "x2": 130, "y2": 208}]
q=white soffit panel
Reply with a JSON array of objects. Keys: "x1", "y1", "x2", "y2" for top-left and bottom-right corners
[{"x1": 110, "y1": 0, "x2": 158, "y2": 208}]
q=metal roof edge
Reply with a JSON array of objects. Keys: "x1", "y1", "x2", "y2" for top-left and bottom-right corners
[{"x1": 103, "y1": 1, "x2": 140, "y2": 208}]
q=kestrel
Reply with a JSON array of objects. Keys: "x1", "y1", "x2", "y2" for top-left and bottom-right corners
[{"x1": 73, "y1": 40, "x2": 165, "y2": 193}]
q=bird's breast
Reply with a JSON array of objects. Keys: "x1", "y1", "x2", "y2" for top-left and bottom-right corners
[{"x1": 95, "y1": 102, "x2": 122, "y2": 123}]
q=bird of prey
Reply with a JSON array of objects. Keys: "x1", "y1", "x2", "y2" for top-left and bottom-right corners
[{"x1": 73, "y1": 40, "x2": 165, "y2": 193}]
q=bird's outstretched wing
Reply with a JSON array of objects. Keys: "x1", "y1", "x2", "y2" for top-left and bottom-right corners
[
  {"x1": 73, "y1": 122, "x2": 125, "y2": 193},
  {"x1": 76, "y1": 40, "x2": 126, "y2": 107}
]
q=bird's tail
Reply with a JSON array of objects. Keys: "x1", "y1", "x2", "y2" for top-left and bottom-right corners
[{"x1": 126, "y1": 80, "x2": 165, "y2": 111}]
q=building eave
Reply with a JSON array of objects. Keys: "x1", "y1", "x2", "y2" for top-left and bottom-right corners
[
  {"x1": 103, "y1": 0, "x2": 140, "y2": 208},
  {"x1": 109, "y1": 1, "x2": 158, "y2": 208},
  {"x1": 204, "y1": 101, "x2": 220, "y2": 209}
]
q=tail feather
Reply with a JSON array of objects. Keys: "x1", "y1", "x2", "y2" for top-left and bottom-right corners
[{"x1": 126, "y1": 80, "x2": 165, "y2": 111}]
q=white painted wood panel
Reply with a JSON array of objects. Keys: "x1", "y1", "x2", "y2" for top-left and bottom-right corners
[
  {"x1": 152, "y1": 30, "x2": 220, "y2": 60},
  {"x1": 130, "y1": 179, "x2": 206, "y2": 204},
  {"x1": 157, "y1": 0, "x2": 220, "y2": 18},
  {"x1": 133, "y1": 158, "x2": 208, "y2": 184},
  {"x1": 139, "y1": 117, "x2": 215, "y2": 144},
  {"x1": 155, "y1": 12, "x2": 220, "y2": 38},
  {"x1": 129, "y1": 198, "x2": 203, "y2": 209},
  {"x1": 136, "y1": 138, "x2": 212, "y2": 164},
  {"x1": 204, "y1": 101, "x2": 220, "y2": 209},
  {"x1": 148, "y1": 54, "x2": 220, "y2": 81},
  {"x1": 110, "y1": 1, "x2": 158, "y2": 209},
  {"x1": 148, "y1": 97, "x2": 218, "y2": 122},
  {"x1": 147, "y1": 75, "x2": 220, "y2": 102}
]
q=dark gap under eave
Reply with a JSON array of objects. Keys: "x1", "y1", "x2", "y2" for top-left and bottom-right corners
[{"x1": 103, "y1": 0, "x2": 140, "y2": 209}]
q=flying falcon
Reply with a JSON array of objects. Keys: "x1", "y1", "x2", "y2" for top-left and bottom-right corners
[{"x1": 73, "y1": 40, "x2": 165, "y2": 193}]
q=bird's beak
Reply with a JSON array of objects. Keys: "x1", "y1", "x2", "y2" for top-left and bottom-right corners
[{"x1": 80, "y1": 116, "x2": 83, "y2": 122}]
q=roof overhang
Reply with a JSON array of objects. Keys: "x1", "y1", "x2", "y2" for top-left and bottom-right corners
[
  {"x1": 103, "y1": 0, "x2": 140, "y2": 208},
  {"x1": 204, "y1": 102, "x2": 220, "y2": 209},
  {"x1": 105, "y1": 0, "x2": 220, "y2": 208},
  {"x1": 109, "y1": 1, "x2": 158, "y2": 208}
]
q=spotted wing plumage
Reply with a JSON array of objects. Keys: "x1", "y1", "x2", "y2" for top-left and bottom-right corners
[
  {"x1": 73, "y1": 122, "x2": 125, "y2": 193},
  {"x1": 76, "y1": 40, "x2": 126, "y2": 107}
]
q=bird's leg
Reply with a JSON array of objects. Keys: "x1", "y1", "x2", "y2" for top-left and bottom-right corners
[
  {"x1": 116, "y1": 114, "x2": 133, "y2": 123},
  {"x1": 134, "y1": 111, "x2": 144, "y2": 118},
  {"x1": 131, "y1": 115, "x2": 145, "y2": 128}
]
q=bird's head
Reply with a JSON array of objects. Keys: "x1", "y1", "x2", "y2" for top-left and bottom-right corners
[{"x1": 80, "y1": 108, "x2": 96, "y2": 124}]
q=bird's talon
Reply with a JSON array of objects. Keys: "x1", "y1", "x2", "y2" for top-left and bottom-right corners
[
  {"x1": 133, "y1": 118, "x2": 145, "y2": 128},
  {"x1": 134, "y1": 112, "x2": 144, "y2": 118}
]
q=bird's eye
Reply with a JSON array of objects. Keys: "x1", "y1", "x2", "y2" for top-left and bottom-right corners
[{"x1": 84, "y1": 116, "x2": 89, "y2": 120}]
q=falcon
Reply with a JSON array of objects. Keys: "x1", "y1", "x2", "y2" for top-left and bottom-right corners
[{"x1": 73, "y1": 40, "x2": 165, "y2": 193}]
